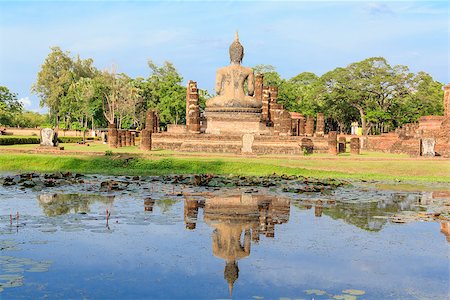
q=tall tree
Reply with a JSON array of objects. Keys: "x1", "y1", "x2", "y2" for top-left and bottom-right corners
[
  {"x1": 141, "y1": 60, "x2": 186, "y2": 126},
  {"x1": 32, "y1": 47, "x2": 96, "y2": 127}
]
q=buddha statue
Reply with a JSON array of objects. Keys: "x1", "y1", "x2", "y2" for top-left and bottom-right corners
[{"x1": 206, "y1": 32, "x2": 261, "y2": 109}]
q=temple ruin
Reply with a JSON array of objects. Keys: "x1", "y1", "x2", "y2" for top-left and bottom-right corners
[{"x1": 147, "y1": 33, "x2": 449, "y2": 157}]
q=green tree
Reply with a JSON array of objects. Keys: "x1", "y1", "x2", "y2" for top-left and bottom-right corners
[
  {"x1": 141, "y1": 60, "x2": 186, "y2": 126},
  {"x1": 0, "y1": 86, "x2": 23, "y2": 126},
  {"x1": 32, "y1": 47, "x2": 97, "y2": 127},
  {"x1": 12, "y1": 111, "x2": 48, "y2": 128}
]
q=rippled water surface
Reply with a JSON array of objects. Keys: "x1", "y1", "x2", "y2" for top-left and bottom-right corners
[{"x1": 0, "y1": 175, "x2": 448, "y2": 299}]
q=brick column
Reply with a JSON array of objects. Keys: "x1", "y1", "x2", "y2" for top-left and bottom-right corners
[
  {"x1": 305, "y1": 115, "x2": 314, "y2": 136},
  {"x1": 125, "y1": 131, "x2": 131, "y2": 146},
  {"x1": 120, "y1": 131, "x2": 126, "y2": 147},
  {"x1": 315, "y1": 113, "x2": 325, "y2": 137},
  {"x1": 328, "y1": 131, "x2": 338, "y2": 155},
  {"x1": 146, "y1": 110, "x2": 155, "y2": 133},
  {"x1": 140, "y1": 129, "x2": 152, "y2": 151},
  {"x1": 350, "y1": 137, "x2": 360, "y2": 155},
  {"x1": 108, "y1": 123, "x2": 118, "y2": 148},
  {"x1": 299, "y1": 115, "x2": 306, "y2": 135},
  {"x1": 444, "y1": 83, "x2": 450, "y2": 117},
  {"x1": 186, "y1": 80, "x2": 200, "y2": 133},
  {"x1": 255, "y1": 74, "x2": 264, "y2": 105},
  {"x1": 262, "y1": 86, "x2": 270, "y2": 123}
]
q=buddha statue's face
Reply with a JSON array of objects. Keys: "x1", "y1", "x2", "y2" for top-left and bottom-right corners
[{"x1": 229, "y1": 33, "x2": 244, "y2": 64}]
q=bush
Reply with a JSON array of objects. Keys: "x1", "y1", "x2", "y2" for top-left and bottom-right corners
[
  {"x1": 0, "y1": 136, "x2": 96, "y2": 145},
  {"x1": 57, "y1": 137, "x2": 94, "y2": 143},
  {"x1": 0, "y1": 136, "x2": 40, "y2": 145}
]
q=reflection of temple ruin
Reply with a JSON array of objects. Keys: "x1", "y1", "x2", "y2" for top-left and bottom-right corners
[
  {"x1": 184, "y1": 194, "x2": 290, "y2": 296},
  {"x1": 38, "y1": 194, "x2": 115, "y2": 216}
]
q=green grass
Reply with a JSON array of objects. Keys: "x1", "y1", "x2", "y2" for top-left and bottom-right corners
[{"x1": 0, "y1": 152, "x2": 449, "y2": 183}]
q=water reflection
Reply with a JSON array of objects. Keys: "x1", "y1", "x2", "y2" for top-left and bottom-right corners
[
  {"x1": 38, "y1": 194, "x2": 115, "y2": 216},
  {"x1": 185, "y1": 193, "x2": 290, "y2": 295},
  {"x1": 309, "y1": 193, "x2": 424, "y2": 231}
]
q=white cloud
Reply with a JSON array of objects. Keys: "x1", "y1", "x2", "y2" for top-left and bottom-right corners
[{"x1": 19, "y1": 96, "x2": 31, "y2": 108}]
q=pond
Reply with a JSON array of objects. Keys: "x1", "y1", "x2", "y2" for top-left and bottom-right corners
[{"x1": 0, "y1": 173, "x2": 448, "y2": 299}]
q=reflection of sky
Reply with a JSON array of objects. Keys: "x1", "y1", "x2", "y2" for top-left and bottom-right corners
[{"x1": 0, "y1": 190, "x2": 448, "y2": 299}]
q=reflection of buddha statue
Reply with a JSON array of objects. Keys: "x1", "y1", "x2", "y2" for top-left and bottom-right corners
[
  {"x1": 206, "y1": 32, "x2": 260, "y2": 109},
  {"x1": 199, "y1": 193, "x2": 290, "y2": 297},
  {"x1": 211, "y1": 223, "x2": 251, "y2": 297}
]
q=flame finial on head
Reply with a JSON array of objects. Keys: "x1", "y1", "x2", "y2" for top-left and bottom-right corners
[{"x1": 229, "y1": 31, "x2": 244, "y2": 64}]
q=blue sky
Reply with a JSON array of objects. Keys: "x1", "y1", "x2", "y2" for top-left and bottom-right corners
[{"x1": 0, "y1": 1, "x2": 448, "y2": 113}]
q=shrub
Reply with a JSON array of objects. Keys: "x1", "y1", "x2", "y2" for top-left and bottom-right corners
[
  {"x1": 57, "y1": 137, "x2": 94, "y2": 143},
  {"x1": 0, "y1": 136, "x2": 40, "y2": 145}
]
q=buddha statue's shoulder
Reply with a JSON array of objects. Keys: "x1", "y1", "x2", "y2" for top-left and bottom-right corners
[{"x1": 216, "y1": 66, "x2": 229, "y2": 74}]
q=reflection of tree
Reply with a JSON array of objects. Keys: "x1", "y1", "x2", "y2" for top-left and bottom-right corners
[
  {"x1": 320, "y1": 193, "x2": 423, "y2": 231},
  {"x1": 38, "y1": 194, "x2": 114, "y2": 216},
  {"x1": 184, "y1": 193, "x2": 290, "y2": 296},
  {"x1": 155, "y1": 198, "x2": 178, "y2": 214}
]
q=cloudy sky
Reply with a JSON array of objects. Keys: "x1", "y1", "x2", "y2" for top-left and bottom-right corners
[{"x1": 0, "y1": 0, "x2": 448, "y2": 113}]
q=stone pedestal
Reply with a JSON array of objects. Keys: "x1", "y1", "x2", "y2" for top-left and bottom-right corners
[
  {"x1": 421, "y1": 138, "x2": 435, "y2": 157},
  {"x1": 205, "y1": 108, "x2": 264, "y2": 135},
  {"x1": 350, "y1": 137, "x2": 360, "y2": 155},
  {"x1": 328, "y1": 131, "x2": 338, "y2": 155},
  {"x1": 338, "y1": 137, "x2": 346, "y2": 154},
  {"x1": 315, "y1": 113, "x2": 324, "y2": 137},
  {"x1": 140, "y1": 129, "x2": 152, "y2": 151},
  {"x1": 241, "y1": 134, "x2": 254, "y2": 154},
  {"x1": 305, "y1": 116, "x2": 314, "y2": 136}
]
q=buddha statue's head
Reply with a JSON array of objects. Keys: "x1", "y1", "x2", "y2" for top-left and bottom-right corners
[{"x1": 229, "y1": 32, "x2": 244, "y2": 64}]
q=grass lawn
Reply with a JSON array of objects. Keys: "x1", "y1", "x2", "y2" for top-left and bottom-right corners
[{"x1": 0, "y1": 143, "x2": 449, "y2": 182}]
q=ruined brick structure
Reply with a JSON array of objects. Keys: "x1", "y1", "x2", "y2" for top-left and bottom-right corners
[{"x1": 186, "y1": 80, "x2": 201, "y2": 133}]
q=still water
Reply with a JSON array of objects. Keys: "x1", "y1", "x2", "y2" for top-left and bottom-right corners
[{"x1": 0, "y1": 175, "x2": 448, "y2": 299}]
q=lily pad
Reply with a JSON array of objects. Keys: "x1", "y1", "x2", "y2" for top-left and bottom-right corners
[
  {"x1": 333, "y1": 295, "x2": 357, "y2": 300},
  {"x1": 304, "y1": 289, "x2": 327, "y2": 296},
  {"x1": 342, "y1": 289, "x2": 365, "y2": 296}
]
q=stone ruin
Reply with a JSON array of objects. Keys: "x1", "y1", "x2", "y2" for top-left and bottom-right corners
[
  {"x1": 40, "y1": 128, "x2": 59, "y2": 148},
  {"x1": 153, "y1": 33, "x2": 351, "y2": 155},
  {"x1": 364, "y1": 83, "x2": 450, "y2": 157}
]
